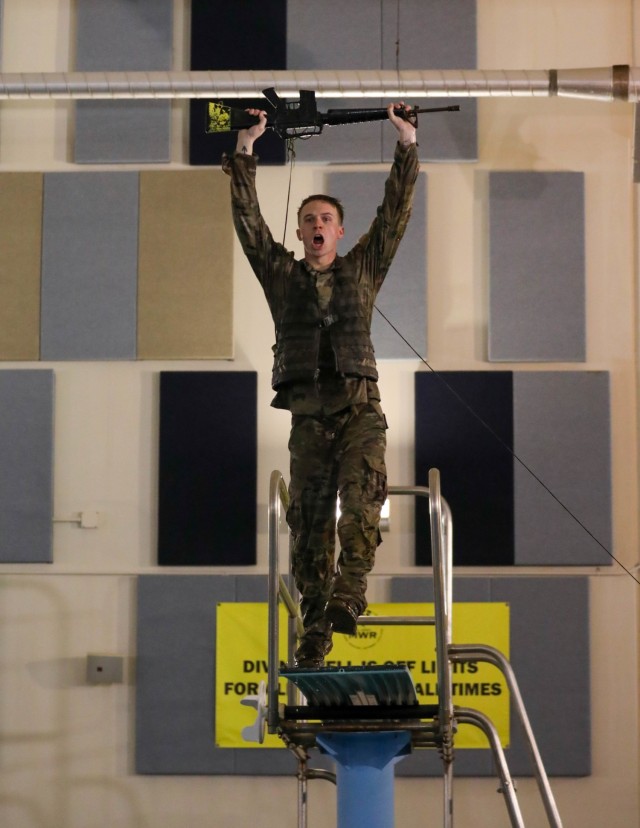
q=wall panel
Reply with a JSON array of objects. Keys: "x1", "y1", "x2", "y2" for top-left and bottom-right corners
[
  {"x1": 414, "y1": 371, "x2": 612, "y2": 566},
  {"x1": 289, "y1": 0, "x2": 477, "y2": 163},
  {"x1": 137, "y1": 170, "x2": 233, "y2": 359},
  {"x1": 74, "y1": 0, "x2": 172, "y2": 163},
  {"x1": 136, "y1": 573, "x2": 589, "y2": 777},
  {"x1": 391, "y1": 575, "x2": 591, "y2": 777},
  {"x1": 136, "y1": 575, "x2": 298, "y2": 774},
  {"x1": 415, "y1": 371, "x2": 515, "y2": 565},
  {"x1": 158, "y1": 372, "x2": 257, "y2": 567},
  {"x1": 41, "y1": 172, "x2": 139, "y2": 360},
  {"x1": 287, "y1": 0, "x2": 384, "y2": 163},
  {"x1": 189, "y1": 0, "x2": 287, "y2": 166},
  {"x1": 513, "y1": 372, "x2": 611, "y2": 565},
  {"x1": 489, "y1": 171, "x2": 586, "y2": 361},
  {"x1": 380, "y1": 0, "x2": 477, "y2": 163},
  {"x1": 327, "y1": 169, "x2": 427, "y2": 359},
  {"x1": 0, "y1": 371, "x2": 54, "y2": 563},
  {"x1": 0, "y1": 173, "x2": 42, "y2": 360}
]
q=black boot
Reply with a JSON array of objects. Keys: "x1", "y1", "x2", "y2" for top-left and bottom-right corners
[
  {"x1": 325, "y1": 588, "x2": 366, "y2": 636},
  {"x1": 293, "y1": 619, "x2": 333, "y2": 668},
  {"x1": 323, "y1": 567, "x2": 368, "y2": 636}
]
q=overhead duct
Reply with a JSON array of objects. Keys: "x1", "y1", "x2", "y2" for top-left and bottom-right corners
[{"x1": 0, "y1": 66, "x2": 636, "y2": 102}]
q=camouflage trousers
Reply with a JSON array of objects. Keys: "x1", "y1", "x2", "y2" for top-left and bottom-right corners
[{"x1": 286, "y1": 403, "x2": 388, "y2": 630}]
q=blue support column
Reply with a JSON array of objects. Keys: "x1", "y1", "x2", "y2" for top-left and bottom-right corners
[{"x1": 317, "y1": 731, "x2": 411, "y2": 828}]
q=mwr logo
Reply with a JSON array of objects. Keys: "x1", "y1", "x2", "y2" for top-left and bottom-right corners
[{"x1": 344, "y1": 608, "x2": 383, "y2": 651}]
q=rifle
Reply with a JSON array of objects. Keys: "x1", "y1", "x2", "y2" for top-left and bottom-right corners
[{"x1": 205, "y1": 87, "x2": 459, "y2": 139}]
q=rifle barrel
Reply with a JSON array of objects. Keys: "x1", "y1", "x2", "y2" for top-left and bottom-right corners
[{"x1": 322, "y1": 104, "x2": 459, "y2": 127}]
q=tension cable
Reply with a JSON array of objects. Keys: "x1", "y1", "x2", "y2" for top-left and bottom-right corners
[{"x1": 374, "y1": 305, "x2": 640, "y2": 587}]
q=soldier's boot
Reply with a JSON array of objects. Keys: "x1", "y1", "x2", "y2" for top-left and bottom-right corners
[
  {"x1": 325, "y1": 575, "x2": 367, "y2": 637},
  {"x1": 293, "y1": 618, "x2": 333, "y2": 668}
]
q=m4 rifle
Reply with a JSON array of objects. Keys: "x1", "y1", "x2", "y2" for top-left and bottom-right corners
[{"x1": 206, "y1": 87, "x2": 459, "y2": 139}]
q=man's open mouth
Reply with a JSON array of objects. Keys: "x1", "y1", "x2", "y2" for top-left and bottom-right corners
[{"x1": 312, "y1": 233, "x2": 324, "y2": 248}]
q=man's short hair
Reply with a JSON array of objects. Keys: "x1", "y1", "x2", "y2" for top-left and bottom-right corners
[{"x1": 297, "y1": 194, "x2": 344, "y2": 225}]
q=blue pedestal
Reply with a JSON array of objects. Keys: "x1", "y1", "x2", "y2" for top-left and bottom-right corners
[{"x1": 317, "y1": 731, "x2": 412, "y2": 828}]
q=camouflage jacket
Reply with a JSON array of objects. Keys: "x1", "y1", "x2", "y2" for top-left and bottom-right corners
[{"x1": 223, "y1": 141, "x2": 419, "y2": 403}]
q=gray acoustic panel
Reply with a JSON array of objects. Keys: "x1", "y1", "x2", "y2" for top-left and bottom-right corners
[
  {"x1": 75, "y1": 101, "x2": 171, "y2": 165},
  {"x1": 326, "y1": 170, "x2": 427, "y2": 359},
  {"x1": 287, "y1": 1, "x2": 383, "y2": 163},
  {"x1": 135, "y1": 575, "x2": 298, "y2": 775},
  {"x1": 136, "y1": 573, "x2": 589, "y2": 777},
  {"x1": 390, "y1": 575, "x2": 590, "y2": 777},
  {"x1": 490, "y1": 577, "x2": 590, "y2": 776},
  {"x1": 74, "y1": 0, "x2": 172, "y2": 163},
  {"x1": 381, "y1": 0, "x2": 477, "y2": 71},
  {"x1": 513, "y1": 372, "x2": 611, "y2": 565},
  {"x1": 0, "y1": 371, "x2": 54, "y2": 563},
  {"x1": 381, "y1": 0, "x2": 478, "y2": 163},
  {"x1": 40, "y1": 172, "x2": 138, "y2": 360},
  {"x1": 489, "y1": 171, "x2": 586, "y2": 361},
  {"x1": 287, "y1": 0, "x2": 477, "y2": 163}
]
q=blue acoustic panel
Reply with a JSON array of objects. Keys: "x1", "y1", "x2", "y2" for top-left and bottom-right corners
[
  {"x1": 0, "y1": 371, "x2": 54, "y2": 563},
  {"x1": 191, "y1": 0, "x2": 287, "y2": 166},
  {"x1": 513, "y1": 372, "x2": 611, "y2": 565},
  {"x1": 40, "y1": 172, "x2": 138, "y2": 360},
  {"x1": 135, "y1": 575, "x2": 298, "y2": 775},
  {"x1": 415, "y1": 371, "x2": 515, "y2": 565},
  {"x1": 390, "y1": 576, "x2": 590, "y2": 777},
  {"x1": 158, "y1": 372, "x2": 257, "y2": 566},
  {"x1": 326, "y1": 170, "x2": 427, "y2": 359},
  {"x1": 74, "y1": 0, "x2": 172, "y2": 163},
  {"x1": 489, "y1": 172, "x2": 586, "y2": 361},
  {"x1": 414, "y1": 371, "x2": 612, "y2": 567}
]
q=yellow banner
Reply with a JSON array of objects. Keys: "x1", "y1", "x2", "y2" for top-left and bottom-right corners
[{"x1": 215, "y1": 602, "x2": 509, "y2": 749}]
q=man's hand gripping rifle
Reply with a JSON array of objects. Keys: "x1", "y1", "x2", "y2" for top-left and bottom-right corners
[{"x1": 206, "y1": 87, "x2": 459, "y2": 139}]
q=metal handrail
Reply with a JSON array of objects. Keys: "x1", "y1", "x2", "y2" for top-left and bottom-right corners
[
  {"x1": 266, "y1": 468, "x2": 561, "y2": 828},
  {"x1": 267, "y1": 470, "x2": 292, "y2": 732},
  {"x1": 388, "y1": 476, "x2": 454, "y2": 827},
  {"x1": 388, "y1": 477, "x2": 454, "y2": 760},
  {"x1": 450, "y1": 644, "x2": 563, "y2": 828},
  {"x1": 455, "y1": 707, "x2": 525, "y2": 827}
]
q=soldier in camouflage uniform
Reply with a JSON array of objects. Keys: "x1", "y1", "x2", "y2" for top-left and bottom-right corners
[{"x1": 223, "y1": 104, "x2": 419, "y2": 667}]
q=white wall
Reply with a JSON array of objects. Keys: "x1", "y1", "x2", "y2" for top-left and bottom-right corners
[{"x1": 0, "y1": 1, "x2": 638, "y2": 826}]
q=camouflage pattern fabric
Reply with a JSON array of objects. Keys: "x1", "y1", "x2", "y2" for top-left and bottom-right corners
[
  {"x1": 286, "y1": 402, "x2": 387, "y2": 628},
  {"x1": 223, "y1": 141, "x2": 418, "y2": 638}
]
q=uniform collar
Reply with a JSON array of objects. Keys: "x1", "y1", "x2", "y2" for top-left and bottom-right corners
[{"x1": 300, "y1": 255, "x2": 343, "y2": 274}]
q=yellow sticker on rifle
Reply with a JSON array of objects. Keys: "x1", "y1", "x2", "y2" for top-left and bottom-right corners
[{"x1": 207, "y1": 101, "x2": 231, "y2": 133}]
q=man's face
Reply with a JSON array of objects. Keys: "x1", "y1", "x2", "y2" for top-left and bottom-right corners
[{"x1": 296, "y1": 200, "x2": 345, "y2": 266}]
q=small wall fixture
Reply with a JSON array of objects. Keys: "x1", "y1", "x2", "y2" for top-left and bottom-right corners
[{"x1": 86, "y1": 654, "x2": 124, "y2": 685}]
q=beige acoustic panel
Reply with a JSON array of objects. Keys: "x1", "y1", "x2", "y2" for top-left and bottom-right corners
[
  {"x1": 0, "y1": 174, "x2": 43, "y2": 360},
  {"x1": 138, "y1": 171, "x2": 233, "y2": 359}
]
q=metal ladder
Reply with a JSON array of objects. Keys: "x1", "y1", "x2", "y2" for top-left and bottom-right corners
[{"x1": 263, "y1": 467, "x2": 562, "y2": 827}]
